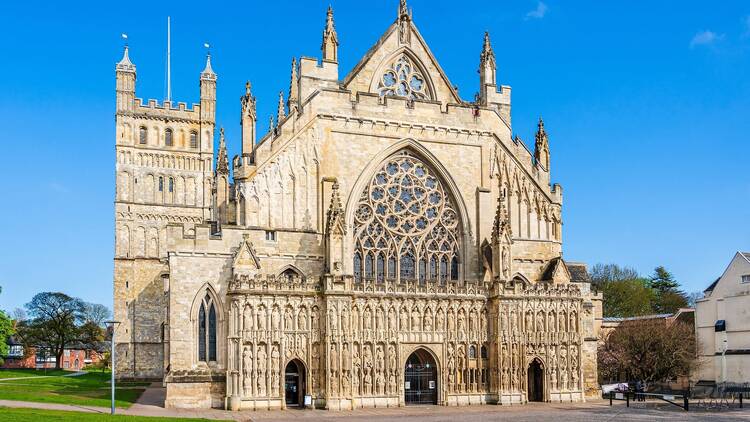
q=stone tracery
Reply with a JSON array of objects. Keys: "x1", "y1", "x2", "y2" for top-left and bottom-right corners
[{"x1": 354, "y1": 151, "x2": 460, "y2": 283}]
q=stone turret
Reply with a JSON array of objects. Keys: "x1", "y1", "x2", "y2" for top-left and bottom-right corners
[
  {"x1": 115, "y1": 46, "x2": 136, "y2": 113},
  {"x1": 492, "y1": 182, "x2": 513, "y2": 281},
  {"x1": 288, "y1": 58, "x2": 299, "y2": 114},
  {"x1": 240, "y1": 81, "x2": 256, "y2": 156},
  {"x1": 322, "y1": 6, "x2": 338, "y2": 63},
  {"x1": 534, "y1": 117, "x2": 550, "y2": 171},
  {"x1": 199, "y1": 53, "x2": 217, "y2": 124},
  {"x1": 479, "y1": 32, "x2": 496, "y2": 105}
]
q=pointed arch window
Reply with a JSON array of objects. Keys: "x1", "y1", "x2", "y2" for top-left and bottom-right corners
[
  {"x1": 139, "y1": 126, "x2": 147, "y2": 144},
  {"x1": 377, "y1": 55, "x2": 430, "y2": 100},
  {"x1": 168, "y1": 177, "x2": 174, "y2": 193},
  {"x1": 190, "y1": 131, "x2": 198, "y2": 149},
  {"x1": 354, "y1": 150, "x2": 461, "y2": 284},
  {"x1": 158, "y1": 176, "x2": 164, "y2": 192},
  {"x1": 197, "y1": 292, "x2": 217, "y2": 362},
  {"x1": 165, "y1": 128, "x2": 173, "y2": 146}
]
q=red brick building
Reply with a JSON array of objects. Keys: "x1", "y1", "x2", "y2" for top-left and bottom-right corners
[{"x1": 1, "y1": 337, "x2": 104, "y2": 370}]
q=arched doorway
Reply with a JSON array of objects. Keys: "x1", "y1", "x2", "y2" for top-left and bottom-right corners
[
  {"x1": 527, "y1": 358, "x2": 544, "y2": 402},
  {"x1": 404, "y1": 349, "x2": 438, "y2": 405},
  {"x1": 284, "y1": 359, "x2": 306, "y2": 407}
]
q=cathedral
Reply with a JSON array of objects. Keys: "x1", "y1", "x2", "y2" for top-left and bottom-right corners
[{"x1": 113, "y1": 1, "x2": 602, "y2": 410}]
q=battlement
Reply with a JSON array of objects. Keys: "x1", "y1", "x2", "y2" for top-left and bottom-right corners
[{"x1": 130, "y1": 98, "x2": 203, "y2": 122}]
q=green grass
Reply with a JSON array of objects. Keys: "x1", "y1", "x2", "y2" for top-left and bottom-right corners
[
  {"x1": 0, "y1": 372, "x2": 149, "y2": 408},
  {"x1": 0, "y1": 407, "x2": 221, "y2": 421},
  {"x1": 0, "y1": 369, "x2": 70, "y2": 378}
]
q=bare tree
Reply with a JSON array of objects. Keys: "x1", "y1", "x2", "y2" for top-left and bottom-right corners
[{"x1": 598, "y1": 319, "x2": 698, "y2": 385}]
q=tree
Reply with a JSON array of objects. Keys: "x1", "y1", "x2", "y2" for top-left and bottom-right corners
[
  {"x1": 598, "y1": 319, "x2": 698, "y2": 385},
  {"x1": 591, "y1": 264, "x2": 655, "y2": 317},
  {"x1": 649, "y1": 266, "x2": 688, "y2": 314},
  {"x1": 0, "y1": 310, "x2": 13, "y2": 365},
  {"x1": 600, "y1": 279, "x2": 656, "y2": 317},
  {"x1": 83, "y1": 303, "x2": 111, "y2": 327},
  {"x1": 17, "y1": 292, "x2": 104, "y2": 369}
]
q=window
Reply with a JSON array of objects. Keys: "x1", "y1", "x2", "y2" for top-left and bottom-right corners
[
  {"x1": 468, "y1": 345, "x2": 476, "y2": 359},
  {"x1": 139, "y1": 127, "x2": 147, "y2": 144},
  {"x1": 354, "y1": 252, "x2": 362, "y2": 281},
  {"x1": 190, "y1": 131, "x2": 198, "y2": 149},
  {"x1": 168, "y1": 177, "x2": 174, "y2": 193},
  {"x1": 198, "y1": 291, "x2": 217, "y2": 362},
  {"x1": 353, "y1": 151, "x2": 461, "y2": 283},
  {"x1": 377, "y1": 55, "x2": 430, "y2": 100},
  {"x1": 480, "y1": 345, "x2": 488, "y2": 359},
  {"x1": 158, "y1": 176, "x2": 164, "y2": 192},
  {"x1": 8, "y1": 345, "x2": 23, "y2": 357},
  {"x1": 165, "y1": 128, "x2": 173, "y2": 146},
  {"x1": 742, "y1": 275, "x2": 750, "y2": 284},
  {"x1": 265, "y1": 230, "x2": 276, "y2": 241}
]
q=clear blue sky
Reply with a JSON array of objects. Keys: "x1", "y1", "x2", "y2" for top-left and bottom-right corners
[{"x1": 0, "y1": 0, "x2": 748, "y2": 312}]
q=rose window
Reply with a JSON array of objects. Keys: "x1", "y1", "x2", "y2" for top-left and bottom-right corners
[
  {"x1": 377, "y1": 55, "x2": 430, "y2": 100},
  {"x1": 354, "y1": 151, "x2": 460, "y2": 283}
]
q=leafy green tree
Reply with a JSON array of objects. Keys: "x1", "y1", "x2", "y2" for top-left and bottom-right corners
[
  {"x1": 601, "y1": 278, "x2": 656, "y2": 317},
  {"x1": 17, "y1": 292, "x2": 105, "y2": 369},
  {"x1": 0, "y1": 286, "x2": 15, "y2": 364},
  {"x1": 591, "y1": 264, "x2": 656, "y2": 317},
  {"x1": 649, "y1": 266, "x2": 688, "y2": 314}
]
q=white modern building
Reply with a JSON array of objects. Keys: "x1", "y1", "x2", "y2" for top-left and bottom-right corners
[{"x1": 694, "y1": 252, "x2": 750, "y2": 384}]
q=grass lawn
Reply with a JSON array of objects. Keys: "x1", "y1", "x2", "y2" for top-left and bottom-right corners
[
  {"x1": 0, "y1": 372, "x2": 150, "y2": 408},
  {"x1": 0, "y1": 407, "x2": 221, "y2": 421},
  {"x1": 0, "y1": 369, "x2": 70, "y2": 378}
]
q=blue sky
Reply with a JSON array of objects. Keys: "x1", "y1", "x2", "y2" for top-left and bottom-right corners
[{"x1": 0, "y1": 0, "x2": 748, "y2": 312}]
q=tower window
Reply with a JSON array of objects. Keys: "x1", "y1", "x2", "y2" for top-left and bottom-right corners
[
  {"x1": 165, "y1": 128, "x2": 173, "y2": 146},
  {"x1": 168, "y1": 177, "x2": 174, "y2": 193},
  {"x1": 158, "y1": 176, "x2": 164, "y2": 192},
  {"x1": 139, "y1": 127, "x2": 147, "y2": 144},
  {"x1": 265, "y1": 230, "x2": 276, "y2": 241},
  {"x1": 190, "y1": 131, "x2": 198, "y2": 149}
]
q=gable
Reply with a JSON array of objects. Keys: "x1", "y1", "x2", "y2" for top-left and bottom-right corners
[
  {"x1": 233, "y1": 235, "x2": 261, "y2": 272},
  {"x1": 342, "y1": 20, "x2": 462, "y2": 105},
  {"x1": 710, "y1": 252, "x2": 750, "y2": 298}
]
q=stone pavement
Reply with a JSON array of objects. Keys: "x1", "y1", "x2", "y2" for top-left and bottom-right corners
[{"x1": 2, "y1": 384, "x2": 750, "y2": 421}]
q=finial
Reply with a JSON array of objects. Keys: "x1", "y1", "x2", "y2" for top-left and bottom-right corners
[
  {"x1": 322, "y1": 5, "x2": 339, "y2": 62},
  {"x1": 277, "y1": 90, "x2": 286, "y2": 121},
  {"x1": 116, "y1": 38, "x2": 136, "y2": 72},
  {"x1": 220, "y1": 126, "x2": 225, "y2": 139},
  {"x1": 399, "y1": 0, "x2": 409, "y2": 18},
  {"x1": 288, "y1": 57, "x2": 299, "y2": 112},
  {"x1": 245, "y1": 81, "x2": 251, "y2": 95},
  {"x1": 480, "y1": 31, "x2": 495, "y2": 65},
  {"x1": 538, "y1": 116, "x2": 545, "y2": 130},
  {"x1": 269, "y1": 115, "x2": 275, "y2": 132}
]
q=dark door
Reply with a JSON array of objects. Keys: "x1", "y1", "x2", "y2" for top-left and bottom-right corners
[
  {"x1": 404, "y1": 350, "x2": 438, "y2": 405},
  {"x1": 527, "y1": 359, "x2": 544, "y2": 402},
  {"x1": 285, "y1": 360, "x2": 305, "y2": 406}
]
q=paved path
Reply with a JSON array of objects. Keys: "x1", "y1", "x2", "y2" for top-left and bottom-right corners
[{"x1": 2, "y1": 384, "x2": 750, "y2": 421}]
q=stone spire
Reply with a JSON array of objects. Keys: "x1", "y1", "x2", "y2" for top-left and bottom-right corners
[
  {"x1": 288, "y1": 57, "x2": 299, "y2": 114},
  {"x1": 116, "y1": 45, "x2": 136, "y2": 73},
  {"x1": 325, "y1": 181, "x2": 346, "y2": 236},
  {"x1": 534, "y1": 117, "x2": 550, "y2": 171},
  {"x1": 216, "y1": 127, "x2": 229, "y2": 175},
  {"x1": 322, "y1": 6, "x2": 339, "y2": 62},
  {"x1": 268, "y1": 115, "x2": 275, "y2": 133},
  {"x1": 240, "y1": 81, "x2": 257, "y2": 155},
  {"x1": 200, "y1": 53, "x2": 217, "y2": 81},
  {"x1": 277, "y1": 91, "x2": 286, "y2": 123},
  {"x1": 491, "y1": 178, "x2": 513, "y2": 281},
  {"x1": 479, "y1": 31, "x2": 497, "y2": 104}
]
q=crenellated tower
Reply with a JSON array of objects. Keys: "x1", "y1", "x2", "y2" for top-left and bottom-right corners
[{"x1": 113, "y1": 45, "x2": 217, "y2": 380}]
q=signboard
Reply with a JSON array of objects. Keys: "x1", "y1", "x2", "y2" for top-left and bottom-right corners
[
  {"x1": 615, "y1": 393, "x2": 624, "y2": 400},
  {"x1": 405, "y1": 381, "x2": 411, "y2": 389},
  {"x1": 429, "y1": 381, "x2": 435, "y2": 389},
  {"x1": 304, "y1": 395, "x2": 312, "y2": 406}
]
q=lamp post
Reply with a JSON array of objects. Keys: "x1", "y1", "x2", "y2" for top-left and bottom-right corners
[{"x1": 104, "y1": 320, "x2": 121, "y2": 415}]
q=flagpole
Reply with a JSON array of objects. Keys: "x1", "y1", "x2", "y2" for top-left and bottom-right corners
[{"x1": 167, "y1": 16, "x2": 171, "y2": 102}]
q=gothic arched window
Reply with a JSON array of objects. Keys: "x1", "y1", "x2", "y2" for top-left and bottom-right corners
[
  {"x1": 197, "y1": 292, "x2": 217, "y2": 362},
  {"x1": 139, "y1": 126, "x2": 147, "y2": 144},
  {"x1": 377, "y1": 55, "x2": 430, "y2": 101},
  {"x1": 165, "y1": 128, "x2": 173, "y2": 146},
  {"x1": 354, "y1": 150, "x2": 461, "y2": 283},
  {"x1": 190, "y1": 131, "x2": 198, "y2": 149}
]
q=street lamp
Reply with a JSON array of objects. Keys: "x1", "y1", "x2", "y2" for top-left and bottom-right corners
[{"x1": 104, "y1": 320, "x2": 121, "y2": 415}]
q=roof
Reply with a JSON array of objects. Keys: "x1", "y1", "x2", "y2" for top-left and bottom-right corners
[
  {"x1": 602, "y1": 313, "x2": 673, "y2": 323},
  {"x1": 704, "y1": 277, "x2": 720, "y2": 293},
  {"x1": 566, "y1": 262, "x2": 590, "y2": 283}
]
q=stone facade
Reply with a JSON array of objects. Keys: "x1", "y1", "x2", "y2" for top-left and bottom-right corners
[{"x1": 113, "y1": 1, "x2": 602, "y2": 410}]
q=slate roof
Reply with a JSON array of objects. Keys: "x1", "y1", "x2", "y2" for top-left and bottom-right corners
[{"x1": 566, "y1": 262, "x2": 591, "y2": 283}]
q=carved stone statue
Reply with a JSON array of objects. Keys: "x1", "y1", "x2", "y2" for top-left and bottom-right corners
[
  {"x1": 411, "y1": 308, "x2": 420, "y2": 331},
  {"x1": 257, "y1": 345, "x2": 267, "y2": 372},
  {"x1": 272, "y1": 306, "x2": 280, "y2": 330},
  {"x1": 436, "y1": 310, "x2": 445, "y2": 330},
  {"x1": 330, "y1": 344, "x2": 339, "y2": 375},
  {"x1": 525, "y1": 311, "x2": 532, "y2": 331},
  {"x1": 298, "y1": 309, "x2": 307, "y2": 330},
  {"x1": 536, "y1": 311, "x2": 545, "y2": 332},
  {"x1": 423, "y1": 311, "x2": 433, "y2": 331},
  {"x1": 341, "y1": 307, "x2": 350, "y2": 331},
  {"x1": 284, "y1": 307, "x2": 293, "y2": 330},
  {"x1": 400, "y1": 309, "x2": 408, "y2": 331},
  {"x1": 271, "y1": 344, "x2": 280, "y2": 371},
  {"x1": 271, "y1": 370, "x2": 280, "y2": 396},
  {"x1": 388, "y1": 309, "x2": 397, "y2": 331},
  {"x1": 342, "y1": 343, "x2": 352, "y2": 372},
  {"x1": 457, "y1": 312, "x2": 465, "y2": 332},
  {"x1": 242, "y1": 347, "x2": 252, "y2": 396},
  {"x1": 363, "y1": 307, "x2": 372, "y2": 330},
  {"x1": 243, "y1": 306, "x2": 253, "y2": 333},
  {"x1": 388, "y1": 344, "x2": 396, "y2": 372},
  {"x1": 376, "y1": 308, "x2": 384, "y2": 330},
  {"x1": 376, "y1": 368, "x2": 385, "y2": 395},
  {"x1": 550, "y1": 367, "x2": 558, "y2": 391},
  {"x1": 257, "y1": 307, "x2": 267, "y2": 330},
  {"x1": 447, "y1": 312, "x2": 456, "y2": 332}
]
